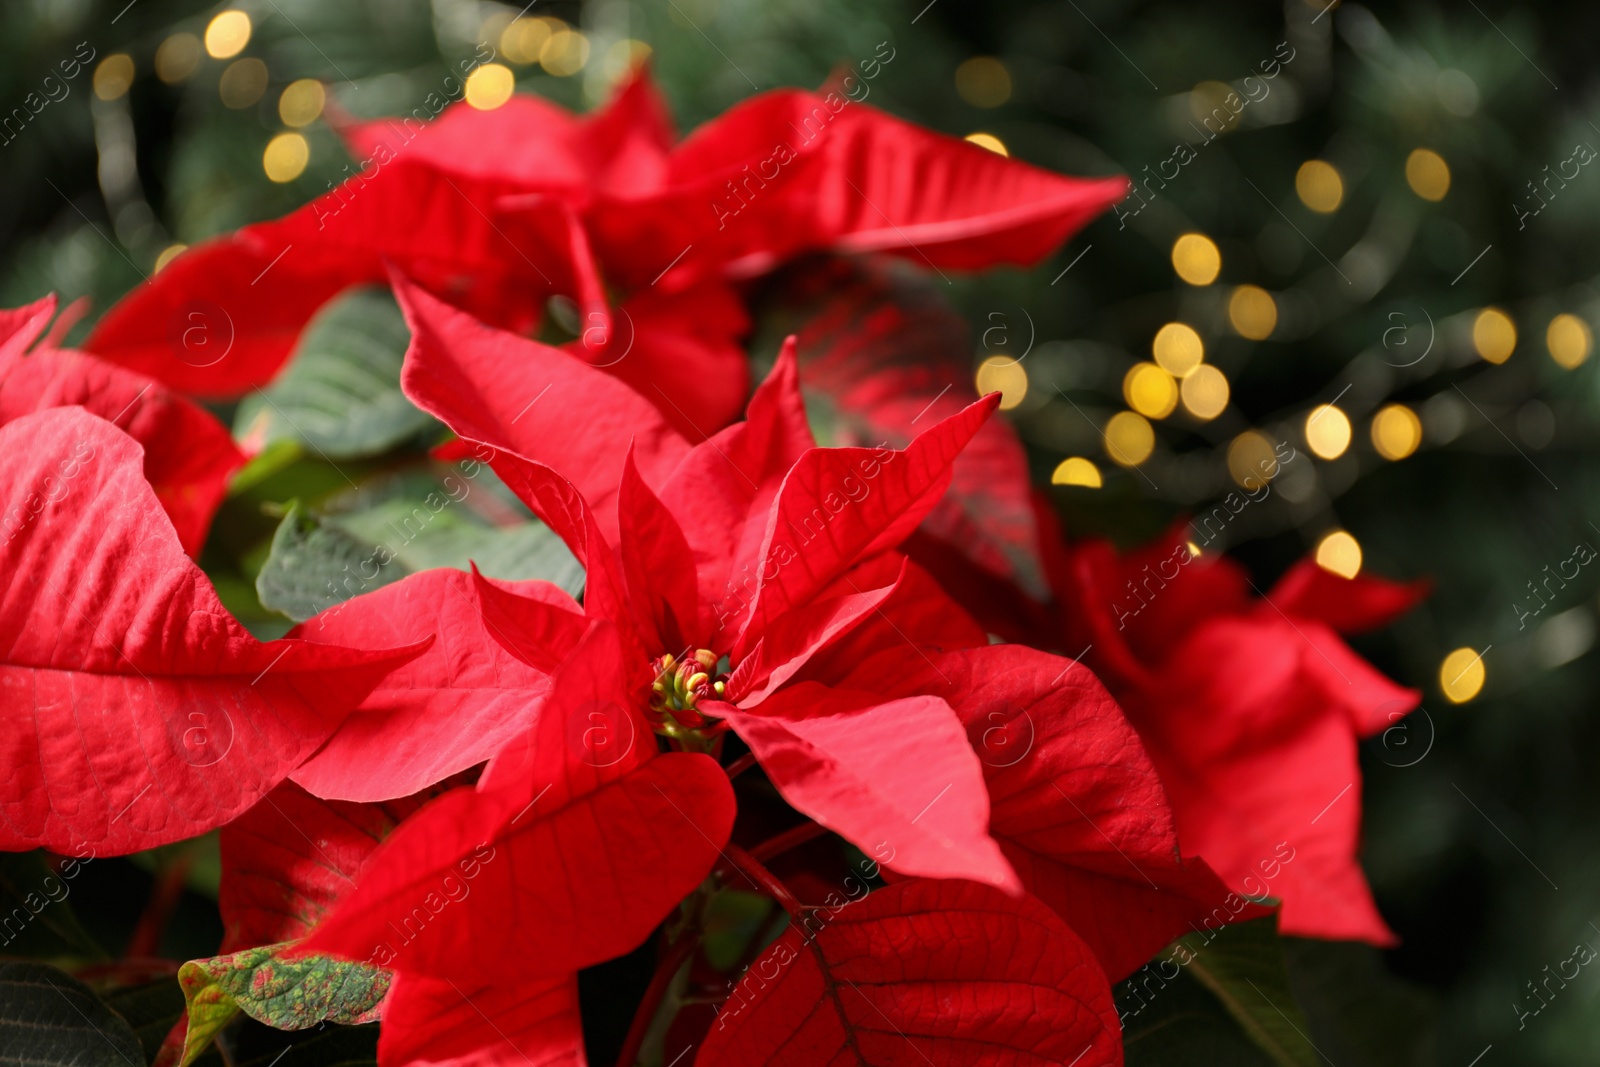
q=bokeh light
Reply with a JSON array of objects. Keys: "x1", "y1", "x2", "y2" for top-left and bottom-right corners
[
  {"x1": 964, "y1": 133, "x2": 1008, "y2": 156},
  {"x1": 541, "y1": 29, "x2": 590, "y2": 76},
  {"x1": 1371, "y1": 404, "x2": 1422, "y2": 460},
  {"x1": 1123, "y1": 363, "x2": 1178, "y2": 419},
  {"x1": 155, "y1": 34, "x2": 201, "y2": 84},
  {"x1": 219, "y1": 58, "x2": 268, "y2": 109},
  {"x1": 205, "y1": 11, "x2": 252, "y2": 60},
  {"x1": 1171, "y1": 233, "x2": 1221, "y2": 285},
  {"x1": 1305, "y1": 404, "x2": 1352, "y2": 459},
  {"x1": 466, "y1": 64, "x2": 516, "y2": 110},
  {"x1": 93, "y1": 54, "x2": 135, "y2": 101},
  {"x1": 1105, "y1": 411, "x2": 1155, "y2": 466},
  {"x1": 1179, "y1": 365, "x2": 1229, "y2": 420},
  {"x1": 955, "y1": 57, "x2": 1012, "y2": 107},
  {"x1": 1153, "y1": 322, "x2": 1204, "y2": 377},
  {"x1": 1228, "y1": 285, "x2": 1277, "y2": 340},
  {"x1": 975, "y1": 355, "x2": 1028, "y2": 410},
  {"x1": 1315, "y1": 530, "x2": 1363, "y2": 579},
  {"x1": 262, "y1": 132, "x2": 309, "y2": 183},
  {"x1": 1440, "y1": 647, "x2": 1486, "y2": 703},
  {"x1": 1472, "y1": 307, "x2": 1516, "y2": 364},
  {"x1": 1226, "y1": 430, "x2": 1278, "y2": 486},
  {"x1": 1546, "y1": 313, "x2": 1592, "y2": 369},
  {"x1": 279, "y1": 79, "x2": 326, "y2": 127},
  {"x1": 1051, "y1": 457, "x2": 1102, "y2": 487},
  {"x1": 1406, "y1": 148, "x2": 1450, "y2": 201},
  {"x1": 1295, "y1": 160, "x2": 1344, "y2": 213}
]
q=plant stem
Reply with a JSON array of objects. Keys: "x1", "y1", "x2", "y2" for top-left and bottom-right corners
[
  {"x1": 719, "y1": 845, "x2": 804, "y2": 917},
  {"x1": 613, "y1": 934, "x2": 696, "y2": 1067},
  {"x1": 722, "y1": 752, "x2": 759, "y2": 779},
  {"x1": 749, "y1": 821, "x2": 828, "y2": 863}
]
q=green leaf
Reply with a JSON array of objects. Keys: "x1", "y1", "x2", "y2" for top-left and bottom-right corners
[
  {"x1": 1121, "y1": 965, "x2": 1277, "y2": 1067},
  {"x1": 256, "y1": 501, "x2": 398, "y2": 623},
  {"x1": 1162, "y1": 917, "x2": 1323, "y2": 1067},
  {"x1": 233, "y1": 287, "x2": 434, "y2": 461},
  {"x1": 1282, "y1": 937, "x2": 1437, "y2": 1067},
  {"x1": 0, "y1": 961, "x2": 145, "y2": 1066},
  {"x1": 255, "y1": 468, "x2": 584, "y2": 623},
  {"x1": 175, "y1": 943, "x2": 390, "y2": 1067}
]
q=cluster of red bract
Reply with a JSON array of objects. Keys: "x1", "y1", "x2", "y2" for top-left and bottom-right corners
[{"x1": 0, "y1": 68, "x2": 1424, "y2": 1065}]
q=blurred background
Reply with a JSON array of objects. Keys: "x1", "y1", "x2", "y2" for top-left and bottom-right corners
[{"x1": 6, "y1": 0, "x2": 1600, "y2": 1063}]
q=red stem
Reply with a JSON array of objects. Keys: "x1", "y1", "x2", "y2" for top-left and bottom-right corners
[
  {"x1": 749, "y1": 821, "x2": 828, "y2": 863},
  {"x1": 719, "y1": 845, "x2": 804, "y2": 917},
  {"x1": 723, "y1": 752, "x2": 759, "y2": 779},
  {"x1": 613, "y1": 934, "x2": 696, "y2": 1067}
]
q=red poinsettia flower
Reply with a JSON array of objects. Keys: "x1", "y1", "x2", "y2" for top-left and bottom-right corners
[
  {"x1": 1051, "y1": 522, "x2": 1428, "y2": 945},
  {"x1": 0, "y1": 406, "x2": 421, "y2": 856},
  {"x1": 282, "y1": 274, "x2": 1251, "y2": 1009},
  {"x1": 0, "y1": 294, "x2": 243, "y2": 555},
  {"x1": 81, "y1": 66, "x2": 1123, "y2": 442}
]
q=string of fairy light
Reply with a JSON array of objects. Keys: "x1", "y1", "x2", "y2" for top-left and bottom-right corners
[
  {"x1": 85, "y1": 6, "x2": 648, "y2": 278},
  {"x1": 958, "y1": 59, "x2": 1595, "y2": 712}
]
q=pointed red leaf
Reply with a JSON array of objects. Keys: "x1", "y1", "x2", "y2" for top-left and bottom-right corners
[
  {"x1": 1268, "y1": 559, "x2": 1429, "y2": 636},
  {"x1": 736, "y1": 395, "x2": 997, "y2": 652},
  {"x1": 395, "y1": 272, "x2": 688, "y2": 538},
  {"x1": 697, "y1": 879, "x2": 1122, "y2": 1066},
  {"x1": 618, "y1": 447, "x2": 701, "y2": 650},
  {"x1": 932, "y1": 643, "x2": 1260, "y2": 980},
  {"x1": 86, "y1": 162, "x2": 563, "y2": 396},
  {"x1": 218, "y1": 781, "x2": 444, "y2": 952},
  {"x1": 468, "y1": 566, "x2": 593, "y2": 676},
  {"x1": 303, "y1": 624, "x2": 735, "y2": 983},
  {"x1": 0, "y1": 408, "x2": 421, "y2": 855},
  {"x1": 287, "y1": 568, "x2": 585, "y2": 802},
  {"x1": 0, "y1": 339, "x2": 245, "y2": 556},
  {"x1": 0, "y1": 293, "x2": 55, "y2": 360},
  {"x1": 378, "y1": 971, "x2": 585, "y2": 1067},
  {"x1": 715, "y1": 683, "x2": 1019, "y2": 894}
]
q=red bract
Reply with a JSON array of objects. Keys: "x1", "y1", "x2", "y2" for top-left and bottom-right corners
[
  {"x1": 0, "y1": 294, "x2": 243, "y2": 555},
  {"x1": 82, "y1": 66, "x2": 1122, "y2": 441},
  {"x1": 0, "y1": 407, "x2": 420, "y2": 855},
  {"x1": 1053, "y1": 525, "x2": 1427, "y2": 945},
  {"x1": 697, "y1": 878, "x2": 1123, "y2": 1066},
  {"x1": 303, "y1": 619, "x2": 735, "y2": 982},
  {"x1": 394, "y1": 275, "x2": 1019, "y2": 895}
]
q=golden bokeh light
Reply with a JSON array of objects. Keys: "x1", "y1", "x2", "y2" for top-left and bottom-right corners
[
  {"x1": 465, "y1": 64, "x2": 516, "y2": 110},
  {"x1": 279, "y1": 79, "x2": 326, "y2": 127},
  {"x1": 1152, "y1": 322, "x2": 1204, "y2": 377},
  {"x1": 1371, "y1": 404, "x2": 1422, "y2": 461},
  {"x1": 1179, "y1": 364, "x2": 1230, "y2": 420},
  {"x1": 1105, "y1": 411, "x2": 1155, "y2": 467},
  {"x1": 1123, "y1": 363, "x2": 1179, "y2": 419},
  {"x1": 154, "y1": 244, "x2": 187, "y2": 273},
  {"x1": 1440, "y1": 647, "x2": 1486, "y2": 703},
  {"x1": 540, "y1": 29, "x2": 590, "y2": 76},
  {"x1": 93, "y1": 54, "x2": 135, "y2": 101},
  {"x1": 1305, "y1": 404, "x2": 1352, "y2": 460},
  {"x1": 1228, "y1": 285, "x2": 1278, "y2": 340},
  {"x1": 1295, "y1": 160, "x2": 1344, "y2": 213},
  {"x1": 205, "y1": 10, "x2": 252, "y2": 59},
  {"x1": 975, "y1": 355, "x2": 1028, "y2": 410},
  {"x1": 1226, "y1": 430, "x2": 1278, "y2": 486},
  {"x1": 1171, "y1": 233, "x2": 1221, "y2": 286},
  {"x1": 1546, "y1": 313, "x2": 1592, "y2": 369},
  {"x1": 219, "y1": 58, "x2": 268, "y2": 109},
  {"x1": 1051, "y1": 457, "x2": 1102, "y2": 488},
  {"x1": 964, "y1": 132, "x2": 1008, "y2": 156},
  {"x1": 955, "y1": 56, "x2": 1012, "y2": 108},
  {"x1": 603, "y1": 38, "x2": 653, "y2": 80},
  {"x1": 155, "y1": 34, "x2": 201, "y2": 84},
  {"x1": 500, "y1": 17, "x2": 556, "y2": 64},
  {"x1": 1315, "y1": 530, "x2": 1363, "y2": 579},
  {"x1": 262, "y1": 132, "x2": 310, "y2": 183},
  {"x1": 1406, "y1": 148, "x2": 1450, "y2": 201},
  {"x1": 1472, "y1": 307, "x2": 1516, "y2": 364}
]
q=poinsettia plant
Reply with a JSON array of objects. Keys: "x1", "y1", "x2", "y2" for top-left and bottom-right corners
[{"x1": 0, "y1": 64, "x2": 1424, "y2": 1067}]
